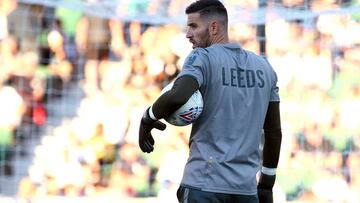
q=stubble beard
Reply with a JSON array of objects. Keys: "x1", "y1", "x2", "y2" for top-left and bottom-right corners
[{"x1": 198, "y1": 30, "x2": 211, "y2": 48}]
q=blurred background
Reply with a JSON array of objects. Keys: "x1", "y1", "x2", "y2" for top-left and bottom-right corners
[{"x1": 0, "y1": 0, "x2": 359, "y2": 202}]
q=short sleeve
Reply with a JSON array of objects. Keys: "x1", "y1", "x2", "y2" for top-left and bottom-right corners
[
  {"x1": 177, "y1": 48, "x2": 208, "y2": 87},
  {"x1": 270, "y1": 70, "x2": 280, "y2": 102}
]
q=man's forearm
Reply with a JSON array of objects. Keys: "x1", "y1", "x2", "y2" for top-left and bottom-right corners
[
  {"x1": 262, "y1": 102, "x2": 282, "y2": 168},
  {"x1": 151, "y1": 76, "x2": 199, "y2": 119}
]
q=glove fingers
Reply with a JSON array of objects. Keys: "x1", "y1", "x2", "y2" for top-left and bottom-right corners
[
  {"x1": 143, "y1": 144, "x2": 154, "y2": 153},
  {"x1": 153, "y1": 120, "x2": 166, "y2": 131},
  {"x1": 140, "y1": 139, "x2": 154, "y2": 153},
  {"x1": 148, "y1": 135, "x2": 154, "y2": 145},
  {"x1": 144, "y1": 134, "x2": 154, "y2": 152}
]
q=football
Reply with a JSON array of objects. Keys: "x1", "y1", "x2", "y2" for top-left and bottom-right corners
[{"x1": 160, "y1": 82, "x2": 203, "y2": 126}]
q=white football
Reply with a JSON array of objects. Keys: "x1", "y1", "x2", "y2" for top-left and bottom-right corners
[{"x1": 160, "y1": 82, "x2": 203, "y2": 126}]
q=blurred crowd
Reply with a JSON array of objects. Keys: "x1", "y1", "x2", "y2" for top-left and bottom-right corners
[{"x1": 0, "y1": 0, "x2": 359, "y2": 202}]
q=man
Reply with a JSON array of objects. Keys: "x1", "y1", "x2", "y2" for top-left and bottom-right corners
[{"x1": 138, "y1": 0, "x2": 282, "y2": 202}]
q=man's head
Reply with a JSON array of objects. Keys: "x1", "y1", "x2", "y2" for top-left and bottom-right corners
[{"x1": 185, "y1": 0, "x2": 228, "y2": 49}]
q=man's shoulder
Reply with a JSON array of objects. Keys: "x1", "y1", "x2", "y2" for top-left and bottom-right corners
[
  {"x1": 241, "y1": 48, "x2": 268, "y2": 62},
  {"x1": 184, "y1": 48, "x2": 209, "y2": 66},
  {"x1": 186, "y1": 48, "x2": 210, "y2": 61},
  {"x1": 191, "y1": 47, "x2": 209, "y2": 55}
]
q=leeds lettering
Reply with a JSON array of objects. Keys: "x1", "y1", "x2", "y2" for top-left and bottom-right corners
[{"x1": 222, "y1": 67, "x2": 265, "y2": 88}]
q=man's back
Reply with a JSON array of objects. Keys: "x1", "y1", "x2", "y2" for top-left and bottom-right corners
[{"x1": 178, "y1": 43, "x2": 280, "y2": 195}]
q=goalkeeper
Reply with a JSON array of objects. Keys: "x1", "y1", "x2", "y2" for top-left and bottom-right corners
[{"x1": 138, "y1": 0, "x2": 282, "y2": 202}]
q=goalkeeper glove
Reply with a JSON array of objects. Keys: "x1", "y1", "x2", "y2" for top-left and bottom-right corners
[
  {"x1": 257, "y1": 172, "x2": 276, "y2": 203},
  {"x1": 138, "y1": 107, "x2": 166, "y2": 153}
]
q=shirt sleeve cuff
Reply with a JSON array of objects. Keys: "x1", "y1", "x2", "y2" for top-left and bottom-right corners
[
  {"x1": 149, "y1": 106, "x2": 158, "y2": 120},
  {"x1": 261, "y1": 166, "x2": 277, "y2": 176}
]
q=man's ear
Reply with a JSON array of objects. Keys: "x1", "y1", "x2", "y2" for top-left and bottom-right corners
[{"x1": 209, "y1": 21, "x2": 219, "y2": 35}]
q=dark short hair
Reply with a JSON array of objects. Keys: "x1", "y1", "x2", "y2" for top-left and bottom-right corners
[{"x1": 185, "y1": 0, "x2": 228, "y2": 23}]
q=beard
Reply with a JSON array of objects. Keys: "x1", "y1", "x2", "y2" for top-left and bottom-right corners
[{"x1": 195, "y1": 29, "x2": 211, "y2": 48}]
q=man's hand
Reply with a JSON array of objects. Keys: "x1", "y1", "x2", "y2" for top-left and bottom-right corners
[
  {"x1": 139, "y1": 108, "x2": 166, "y2": 153},
  {"x1": 257, "y1": 172, "x2": 276, "y2": 203}
]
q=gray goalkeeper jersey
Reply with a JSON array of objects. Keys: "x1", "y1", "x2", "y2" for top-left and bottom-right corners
[{"x1": 177, "y1": 43, "x2": 280, "y2": 195}]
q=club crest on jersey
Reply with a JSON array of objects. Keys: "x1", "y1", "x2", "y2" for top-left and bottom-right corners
[
  {"x1": 177, "y1": 106, "x2": 203, "y2": 124},
  {"x1": 186, "y1": 55, "x2": 197, "y2": 65}
]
